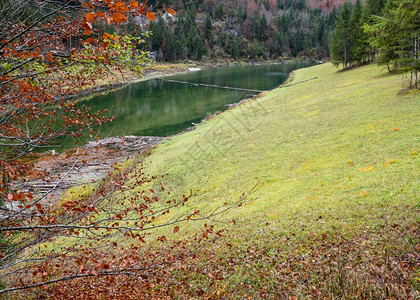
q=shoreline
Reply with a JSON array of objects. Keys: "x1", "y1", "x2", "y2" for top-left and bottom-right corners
[
  {"x1": 19, "y1": 60, "x2": 305, "y2": 199},
  {"x1": 74, "y1": 58, "x2": 319, "y2": 100}
]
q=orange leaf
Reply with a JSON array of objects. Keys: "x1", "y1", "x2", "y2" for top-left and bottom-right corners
[
  {"x1": 173, "y1": 226, "x2": 179, "y2": 234},
  {"x1": 45, "y1": 52, "x2": 53, "y2": 62},
  {"x1": 97, "y1": 12, "x2": 106, "y2": 19},
  {"x1": 146, "y1": 11, "x2": 155, "y2": 21},
  {"x1": 85, "y1": 12, "x2": 96, "y2": 22},
  {"x1": 167, "y1": 8, "x2": 176, "y2": 15},
  {"x1": 84, "y1": 22, "x2": 92, "y2": 36},
  {"x1": 130, "y1": 1, "x2": 139, "y2": 9},
  {"x1": 103, "y1": 32, "x2": 116, "y2": 41}
]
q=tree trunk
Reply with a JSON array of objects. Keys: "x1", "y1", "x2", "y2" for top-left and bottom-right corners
[
  {"x1": 344, "y1": 44, "x2": 347, "y2": 70},
  {"x1": 415, "y1": 37, "x2": 418, "y2": 88},
  {"x1": 410, "y1": 72, "x2": 413, "y2": 89}
]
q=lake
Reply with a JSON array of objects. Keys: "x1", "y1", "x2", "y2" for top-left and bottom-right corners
[{"x1": 69, "y1": 63, "x2": 315, "y2": 146}]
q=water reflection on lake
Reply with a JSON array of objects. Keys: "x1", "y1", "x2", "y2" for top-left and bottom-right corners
[{"x1": 70, "y1": 63, "x2": 315, "y2": 146}]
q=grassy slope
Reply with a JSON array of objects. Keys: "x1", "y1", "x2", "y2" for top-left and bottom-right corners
[{"x1": 141, "y1": 63, "x2": 419, "y2": 297}]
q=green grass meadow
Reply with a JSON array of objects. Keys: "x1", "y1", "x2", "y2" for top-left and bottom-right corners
[{"x1": 134, "y1": 63, "x2": 419, "y2": 297}]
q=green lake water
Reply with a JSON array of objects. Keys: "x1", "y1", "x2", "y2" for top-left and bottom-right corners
[{"x1": 69, "y1": 63, "x2": 314, "y2": 146}]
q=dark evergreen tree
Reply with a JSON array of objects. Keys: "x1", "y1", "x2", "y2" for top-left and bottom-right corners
[
  {"x1": 260, "y1": 15, "x2": 269, "y2": 41},
  {"x1": 366, "y1": 0, "x2": 387, "y2": 16},
  {"x1": 365, "y1": 0, "x2": 420, "y2": 87},
  {"x1": 250, "y1": 39, "x2": 265, "y2": 58},
  {"x1": 328, "y1": 6, "x2": 338, "y2": 26},
  {"x1": 231, "y1": 38, "x2": 240, "y2": 58},
  {"x1": 205, "y1": 14, "x2": 214, "y2": 47},
  {"x1": 237, "y1": 7, "x2": 246, "y2": 24},
  {"x1": 252, "y1": 12, "x2": 261, "y2": 41},
  {"x1": 277, "y1": 14, "x2": 287, "y2": 32},
  {"x1": 331, "y1": 2, "x2": 353, "y2": 69},
  {"x1": 149, "y1": 19, "x2": 164, "y2": 52},
  {"x1": 216, "y1": 3, "x2": 224, "y2": 19},
  {"x1": 350, "y1": 0, "x2": 364, "y2": 63}
]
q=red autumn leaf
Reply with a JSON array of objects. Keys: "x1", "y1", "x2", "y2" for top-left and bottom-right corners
[
  {"x1": 146, "y1": 11, "x2": 155, "y2": 21},
  {"x1": 173, "y1": 226, "x2": 179, "y2": 234},
  {"x1": 34, "y1": 203, "x2": 42, "y2": 211},
  {"x1": 157, "y1": 235, "x2": 167, "y2": 242}
]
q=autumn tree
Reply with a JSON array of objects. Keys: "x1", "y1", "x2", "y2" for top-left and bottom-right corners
[{"x1": 0, "y1": 0, "x2": 245, "y2": 296}]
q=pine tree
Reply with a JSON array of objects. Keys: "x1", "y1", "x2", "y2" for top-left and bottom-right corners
[
  {"x1": 252, "y1": 12, "x2": 261, "y2": 41},
  {"x1": 232, "y1": 38, "x2": 240, "y2": 58},
  {"x1": 350, "y1": 0, "x2": 364, "y2": 64},
  {"x1": 365, "y1": 0, "x2": 420, "y2": 88},
  {"x1": 260, "y1": 15, "x2": 269, "y2": 41},
  {"x1": 216, "y1": 3, "x2": 224, "y2": 19},
  {"x1": 366, "y1": 0, "x2": 387, "y2": 16},
  {"x1": 331, "y1": 2, "x2": 353, "y2": 69},
  {"x1": 149, "y1": 19, "x2": 165, "y2": 56},
  {"x1": 358, "y1": 5, "x2": 372, "y2": 63},
  {"x1": 205, "y1": 14, "x2": 214, "y2": 47}
]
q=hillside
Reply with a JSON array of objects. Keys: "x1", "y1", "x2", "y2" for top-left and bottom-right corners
[
  {"x1": 136, "y1": 0, "x2": 340, "y2": 61},
  {"x1": 29, "y1": 63, "x2": 419, "y2": 298},
  {"x1": 134, "y1": 63, "x2": 419, "y2": 297}
]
